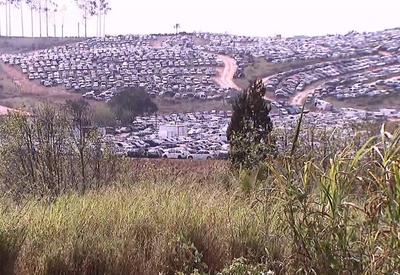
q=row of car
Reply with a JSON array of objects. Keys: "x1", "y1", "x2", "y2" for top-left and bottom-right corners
[
  {"x1": 265, "y1": 54, "x2": 400, "y2": 99},
  {"x1": 115, "y1": 146, "x2": 225, "y2": 160},
  {"x1": 1, "y1": 34, "x2": 230, "y2": 101}
]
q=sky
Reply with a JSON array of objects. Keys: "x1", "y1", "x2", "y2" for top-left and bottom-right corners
[{"x1": 1, "y1": 0, "x2": 400, "y2": 38}]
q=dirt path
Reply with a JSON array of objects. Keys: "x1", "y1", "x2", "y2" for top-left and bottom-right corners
[{"x1": 213, "y1": 55, "x2": 241, "y2": 90}]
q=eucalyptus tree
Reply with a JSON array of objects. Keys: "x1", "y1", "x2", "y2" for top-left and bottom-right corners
[
  {"x1": 97, "y1": 0, "x2": 110, "y2": 37},
  {"x1": 0, "y1": 0, "x2": 5, "y2": 36},
  {"x1": 25, "y1": 0, "x2": 37, "y2": 37},
  {"x1": 3, "y1": 0, "x2": 19, "y2": 36},
  {"x1": 17, "y1": 0, "x2": 24, "y2": 36},
  {"x1": 75, "y1": 0, "x2": 97, "y2": 37}
]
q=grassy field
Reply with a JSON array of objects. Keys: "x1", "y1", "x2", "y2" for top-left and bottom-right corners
[{"x1": 0, "y1": 118, "x2": 399, "y2": 274}]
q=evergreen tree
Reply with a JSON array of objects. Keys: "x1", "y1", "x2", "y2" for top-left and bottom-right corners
[{"x1": 227, "y1": 79, "x2": 274, "y2": 168}]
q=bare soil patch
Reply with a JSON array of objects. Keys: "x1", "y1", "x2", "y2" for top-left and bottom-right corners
[{"x1": 213, "y1": 55, "x2": 241, "y2": 90}]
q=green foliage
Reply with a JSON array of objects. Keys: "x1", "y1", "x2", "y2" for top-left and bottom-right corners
[
  {"x1": 227, "y1": 79, "x2": 273, "y2": 169},
  {"x1": 108, "y1": 88, "x2": 158, "y2": 125}
]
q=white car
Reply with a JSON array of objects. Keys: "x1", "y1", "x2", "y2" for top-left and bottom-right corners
[
  {"x1": 162, "y1": 148, "x2": 188, "y2": 159},
  {"x1": 187, "y1": 150, "x2": 213, "y2": 160}
]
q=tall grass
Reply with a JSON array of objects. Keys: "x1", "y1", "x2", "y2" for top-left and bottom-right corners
[
  {"x1": 0, "y1": 125, "x2": 398, "y2": 274},
  {"x1": 0, "y1": 184, "x2": 277, "y2": 274}
]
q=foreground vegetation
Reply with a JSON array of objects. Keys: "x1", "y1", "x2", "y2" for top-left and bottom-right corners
[{"x1": 0, "y1": 119, "x2": 398, "y2": 273}]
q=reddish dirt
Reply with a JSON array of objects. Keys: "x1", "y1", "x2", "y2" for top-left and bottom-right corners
[
  {"x1": 214, "y1": 55, "x2": 241, "y2": 90},
  {"x1": 0, "y1": 62, "x2": 88, "y2": 113}
]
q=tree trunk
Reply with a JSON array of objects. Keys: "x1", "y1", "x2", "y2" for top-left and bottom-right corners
[
  {"x1": 96, "y1": 14, "x2": 98, "y2": 37},
  {"x1": 61, "y1": 24, "x2": 63, "y2": 37},
  {"x1": 103, "y1": 12, "x2": 105, "y2": 37},
  {"x1": 3, "y1": 0, "x2": 6, "y2": 36},
  {"x1": 20, "y1": 2, "x2": 24, "y2": 37},
  {"x1": 98, "y1": 10, "x2": 101, "y2": 37},
  {"x1": 39, "y1": 0, "x2": 42, "y2": 37},
  {"x1": 84, "y1": 8, "x2": 87, "y2": 37},
  {"x1": 0, "y1": 2, "x2": 3, "y2": 36},
  {"x1": 31, "y1": 7, "x2": 34, "y2": 37},
  {"x1": 45, "y1": 0, "x2": 48, "y2": 37},
  {"x1": 8, "y1": 0, "x2": 11, "y2": 36}
]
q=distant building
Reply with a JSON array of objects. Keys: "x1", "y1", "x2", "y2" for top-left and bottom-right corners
[{"x1": 158, "y1": 124, "x2": 188, "y2": 138}]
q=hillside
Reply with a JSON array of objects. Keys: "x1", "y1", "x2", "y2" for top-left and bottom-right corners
[{"x1": 0, "y1": 37, "x2": 85, "y2": 54}]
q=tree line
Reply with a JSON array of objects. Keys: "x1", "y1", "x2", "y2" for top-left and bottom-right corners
[{"x1": 0, "y1": 0, "x2": 111, "y2": 38}]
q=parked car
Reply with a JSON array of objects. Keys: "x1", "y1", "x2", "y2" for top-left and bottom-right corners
[
  {"x1": 146, "y1": 148, "x2": 164, "y2": 158},
  {"x1": 162, "y1": 148, "x2": 188, "y2": 159},
  {"x1": 127, "y1": 148, "x2": 146, "y2": 158},
  {"x1": 187, "y1": 150, "x2": 213, "y2": 160},
  {"x1": 215, "y1": 150, "x2": 229, "y2": 160}
]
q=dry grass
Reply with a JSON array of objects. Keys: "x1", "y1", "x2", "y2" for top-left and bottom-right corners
[{"x1": 0, "y1": 184, "x2": 273, "y2": 274}]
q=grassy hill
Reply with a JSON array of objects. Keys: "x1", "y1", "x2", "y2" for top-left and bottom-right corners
[{"x1": 0, "y1": 37, "x2": 85, "y2": 54}]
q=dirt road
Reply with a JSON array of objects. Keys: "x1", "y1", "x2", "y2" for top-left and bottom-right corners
[{"x1": 214, "y1": 55, "x2": 241, "y2": 90}]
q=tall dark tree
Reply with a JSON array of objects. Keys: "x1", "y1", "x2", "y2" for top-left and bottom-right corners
[
  {"x1": 109, "y1": 88, "x2": 158, "y2": 125},
  {"x1": 227, "y1": 79, "x2": 274, "y2": 168}
]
